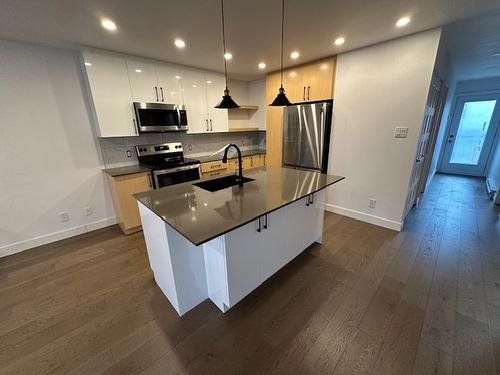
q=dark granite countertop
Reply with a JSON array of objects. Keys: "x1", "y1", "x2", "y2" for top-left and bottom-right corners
[
  {"x1": 104, "y1": 165, "x2": 151, "y2": 177},
  {"x1": 195, "y1": 149, "x2": 266, "y2": 163},
  {"x1": 134, "y1": 167, "x2": 344, "y2": 246}
]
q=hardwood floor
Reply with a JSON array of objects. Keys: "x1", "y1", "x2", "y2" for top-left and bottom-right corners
[{"x1": 0, "y1": 173, "x2": 499, "y2": 375}]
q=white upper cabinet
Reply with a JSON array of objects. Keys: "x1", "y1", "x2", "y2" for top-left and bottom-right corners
[
  {"x1": 126, "y1": 59, "x2": 159, "y2": 103},
  {"x1": 82, "y1": 50, "x2": 138, "y2": 137},
  {"x1": 183, "y1": 69, "x2": 228, "y2": 134},
  {"x1": 205, "y1": 73, "x2": 229, "y2": 133},
  {"x1": 156, "y1": 64, "x2": 183, "y2": 105},
  {"x1": 82, "y1": 49, "x2": 231, "y2": 137},
  {"x1": 182, "y1": 68, "x2": 209, "y2": 134}
]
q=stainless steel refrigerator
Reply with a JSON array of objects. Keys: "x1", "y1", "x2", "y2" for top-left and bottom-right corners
[{"x1": 282, "y1": 101, "x2": 333, "y2": 173}]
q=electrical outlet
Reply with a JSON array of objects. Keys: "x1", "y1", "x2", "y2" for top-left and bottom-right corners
[
  {"x1": 126, "y1": 150, "x2": 132, "y2": 158},
  {"x1": 394, "y1": 127, "x2": 408, "y2": 138},
  {"x1": 369, "y1": 199, "x2": 376, "y2": 208},
  {"x1": 59, "y1": 211, "x2": 70, "y2": 222},
  {"x1": 84, "y1": 206, "x2": 93, "y2": 216}
]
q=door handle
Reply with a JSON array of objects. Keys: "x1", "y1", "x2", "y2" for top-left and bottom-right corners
[
  {"x1": 303, "y1": 87, "x2": 306, "y2": 101},
  {"x1": 307, "y1": 86, "x2": 310, "y2": 100},
  {"x1": 206, "y1": 119, "x2": 209, "y2": 131},
  {"x1": 210, "y1": 119, "x2": 213, "y2": 131},
  {"x1": 160, "y1": 87, "x2": 164, "y2": 102},
  {"x1": 154, "y1": 86, "x2": 159, "y2": 102}
]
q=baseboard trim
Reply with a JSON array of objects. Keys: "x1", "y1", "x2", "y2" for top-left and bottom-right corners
[
  {"x1": 0, "y1": 216, "x2": 117, "y2": 258},
  {"x1": 324, "y1": 203, "x2": 402, "y2": 231}
]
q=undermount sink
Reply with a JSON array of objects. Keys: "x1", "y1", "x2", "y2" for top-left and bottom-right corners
[{"x1": 194, "y1": 175, "x2": 255, "y2": 192}]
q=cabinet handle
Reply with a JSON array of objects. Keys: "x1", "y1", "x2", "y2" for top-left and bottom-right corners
[
  {"x1": 257, "y1": 216, "x2": 262, "y2": 232},
  {"x1": 306, "y1": 195, "x2": 311, "y2": 206},
  {"x1": 154, "y1": 86, "x2": 159, "y2": 102},
  {"x1": 310, "y1": 193, "x2": 314, "y2": 204},
  {"x1": 303, "y1": 86, "x2": 306, "y2": 100},
  {"x1": 132, "y1": 118, "x2": 138, "y2": 134},
  {"x1": 210, "y1": 164, "x2": 222, "y2": 169},
  {"x1": 206, "y1": 119, "x2": 209, "y2": 131},
  {"x1": 210, "y1": 119, "x2": 213, "y2": 131},
  {"x1": 160, "y1": 87, "x2": 164, "y2": 102},
  {"x1": 307, "y1": 86, "x2": 310, "y2": 100},
  {"x1": 263, "y1": 214, "x2": 268, "y2": 229},
  {"x1": 147, "y1": 173, "x2": 153, "y2": 188}
]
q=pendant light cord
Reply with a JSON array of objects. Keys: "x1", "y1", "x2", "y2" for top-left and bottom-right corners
[
  {"x1": 221, "y1": 0, "x2": 228, "y2": 90},
  {"x1": 280, "y1": 0, "x2": 284, "y2": 88}
]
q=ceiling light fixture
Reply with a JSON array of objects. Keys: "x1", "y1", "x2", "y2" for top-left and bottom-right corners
[
  {"x1": 84, "y1": 62, "x2": 92, "y2": 67},
  {"x1": 101, "y1": 18, "x2": 117, "y2": 31},
  {"x1": 175, "y1": 75, "x2": 181, "y2": 79},
  {"x1": 174, "y1": 38, "x2": 186, "y2": 48},
  {"x1": 206, "y1": 80, "x2": 212, "y2": 84},
  {"x1": 135, "y1": 69, "x2": 142, "y2": 73},
  {"x1": 396, "y1": 17, "x2": 410, "y2": 27},
  {"x1": 258, "y1": 62, "x2": 266, "y2": 69},
  {"x1": 215, "y1": 0, "x2": 239, "y2": 109},
  {"x1": 290, "y1": 50, "x2": 300, "y2": 60},
  {"x1": 334, "y1": 37, "x2": 345, "y2": 46},
  {"x1": 270, "y1": 0, "x2": 292, "y2": 106}
]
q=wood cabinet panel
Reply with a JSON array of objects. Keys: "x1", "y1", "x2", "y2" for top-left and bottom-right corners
[
  {"x1": 200, "y1": 160, "x2": 229, "y2": 173},
  {"x1": 106, "y1": 172, "x2": 152, "y2": 234},
  {"x1": 304, "y1": 58, "x2": 335, "y2": 101}
]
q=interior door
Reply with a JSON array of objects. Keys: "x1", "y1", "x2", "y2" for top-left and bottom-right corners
[{"x1": 439, "y1": 93, "x2": 500, "y2": 176}]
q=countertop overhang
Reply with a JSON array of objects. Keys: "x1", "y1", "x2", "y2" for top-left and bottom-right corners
[{"x1": 134, "y1": 167, "x2": 344, "y2": 246}]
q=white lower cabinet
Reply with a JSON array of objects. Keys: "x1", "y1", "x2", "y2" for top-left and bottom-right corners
[{"x1": 205, "y1": 192, "x2": 325, "y2": 310}]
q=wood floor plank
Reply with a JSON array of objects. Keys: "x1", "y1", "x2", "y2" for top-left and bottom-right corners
[{"x1": 412, "y1": 339, "x2": 452, "y2": 375}]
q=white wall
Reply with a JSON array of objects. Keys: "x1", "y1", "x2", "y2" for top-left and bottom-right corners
[
  {"x1": 326, "y1": 29, "x2": 441, "y2": 230},
  {"x1": 0, "y1": 40, "x2": 116, "y2": 257}
]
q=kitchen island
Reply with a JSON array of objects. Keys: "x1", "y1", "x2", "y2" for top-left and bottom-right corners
[{"x1": 134, "y1": 167, "x2": 344, "y2": 315}]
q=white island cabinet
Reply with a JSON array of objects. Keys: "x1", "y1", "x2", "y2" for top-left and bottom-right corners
[{"x1": 134, "y1": 167, "x2": 344, "y2": 316}]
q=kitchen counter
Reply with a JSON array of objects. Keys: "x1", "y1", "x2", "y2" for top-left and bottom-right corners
[
  {"x1": 195, "y1": 148, "x2": 266, "y2": 163},
  {"x1": 104, "y1": 165, "x2": 151, "y2": 177},
  {"x1": 134, "y1": 166, "x2": 344, "y2": 246}
]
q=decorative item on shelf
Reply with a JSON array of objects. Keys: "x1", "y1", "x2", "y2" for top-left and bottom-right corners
[
  {"x1": 270, "y1": 0, "x2": 292, "y2": 107},
  {"x1": 215, "y1": 0, "x2": 240, "y2": 109}
]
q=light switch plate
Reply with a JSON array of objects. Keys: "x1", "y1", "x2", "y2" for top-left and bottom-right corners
[{"x1": 394, "y1": 127, "x2": 408, "y2": 138}]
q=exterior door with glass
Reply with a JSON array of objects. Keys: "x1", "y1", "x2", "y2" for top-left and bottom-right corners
[{"x1": 439, "y1": 93, "x2": 500, "y2": 176}]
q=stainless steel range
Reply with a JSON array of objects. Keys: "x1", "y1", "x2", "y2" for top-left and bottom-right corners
[{"x1": 136, "y1": 142, "x2": 201, "y2": 189}]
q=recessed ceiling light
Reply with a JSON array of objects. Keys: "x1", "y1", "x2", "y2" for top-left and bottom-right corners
[
  {"x1": 290, "y1": 51, "x2": 300, "y2": 60},
  {"x1": 175, "y1": 75, "x2": 181, "y2": 79},
  {"x1": 84, "y1": 62, "x2": 92, "y2": 67},
  {"x1": 206, "y1": 80, "x2": 212, "y2": 84},
  {"x1": 258, "y1": 62, "x2": 266, "y2": 69},
  {"x1": 334, "y1": 37, "x2": 345, "y2": 46},
  {"x1": 174, "y1": 38, "x2": 186, "y2": 49},
  {"x1": 192, "y1": 84, "x2": 197, "y2": 88},
  {"x1": 396, "y1": 17, "x2": 410, "y2": 27},
  {"x1": 493, "y1": 52, "x2": 500, "y2": 57},
  {"x1": 101, "y1": 18, "x2": 117, "y2": 31},
  {"x1": 224, "y1": 52, "x2": 233, "y2": 60},
  {"x1": 135, "y1": 69, "x2": 142, "y2": 73}
]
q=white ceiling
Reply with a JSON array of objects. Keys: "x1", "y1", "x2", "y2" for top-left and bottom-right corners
[
  {"x1": 1, "y1": 0, "x2": 500, "y2": 80},
  {"x1": 443, "y1": 11, "x2": 500, "y2": 81}
]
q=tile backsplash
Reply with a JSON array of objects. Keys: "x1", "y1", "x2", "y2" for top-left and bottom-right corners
[{"x1": 99, "y1": 131, "x2": 266, "y2": 168}]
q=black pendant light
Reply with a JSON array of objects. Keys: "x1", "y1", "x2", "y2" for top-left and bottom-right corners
[
  {"x1": 270, "y1": 0, "x2": 292, "y2": 106},
  {"x1": 215, "y1": 0, "x2": 240, "y2": 109}
]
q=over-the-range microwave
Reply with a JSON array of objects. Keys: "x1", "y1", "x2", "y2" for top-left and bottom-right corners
[{"x1": 133, "y1": 102, "x2": 188, "y2": 133}]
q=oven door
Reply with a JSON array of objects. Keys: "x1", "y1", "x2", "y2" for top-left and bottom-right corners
[
  {"x1": 134, "y1": 102, "x2": 188, "y2": 133},
  {"x1": 153, "y1": 164, "x2": 201, "y2": 188}
]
